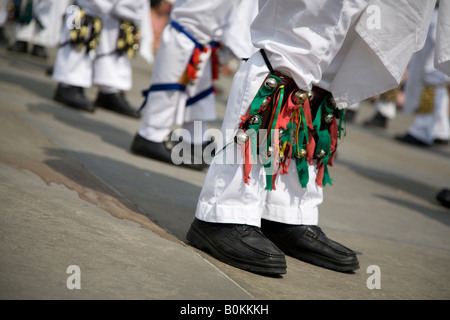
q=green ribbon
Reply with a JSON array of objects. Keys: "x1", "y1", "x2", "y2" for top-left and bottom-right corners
[
  {"x1": 264, "y1": 85, "x2": 284, "y2": 191},
  {"x1": 295, "y1": 156, "x2": 309, "y2": 188},
  {"x1": 248, "y1": 116, "x2": 261, "y2": 164},
  {"x1": 338, "y1": 109, "x2": 346, "y2": 139},
  {"x1": 295, "y1": 128, "x2": 309, "y2": 188},
  {"x1": 316, "y1": 129, "x2": 333, "y2": 186},
  {"x1": 312, "y1": 94, "x2": 334, "y2": 186},
  {"x1": 249, "y1": 75, "x2": 280, "y2": 115}
]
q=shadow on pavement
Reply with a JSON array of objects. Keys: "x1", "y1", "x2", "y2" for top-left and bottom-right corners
[{"x1": 43, "y1": 148, "x2": 201, "y2": 241}]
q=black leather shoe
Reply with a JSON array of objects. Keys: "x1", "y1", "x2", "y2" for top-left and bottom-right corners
[
  {"x1": 130, "y1": 133, "x2": 173, "y2": 163},
  {"x1": 344, "y1": 109, "x2": 357, "y2": 123},
  {"x1": 8, "y1": 40, "x2": 28, "y2": 53},
  {"x1": 95, "y1": 92, "x2": 141, "y2": 118},
  {"x1": 261, "y1": 219, "x2": 359, "y2": 273},
  {"x1": 395, "y1": 133, "x2": 431, "y2": 147},
  {"x1": 131, "y1": 133, "x2": 208, "y2": 170},
  {"x1": 31, "y1": 45, "x2": 48, "y2": 59},
  {"x1": 364, "y1": 112, "x2": 387, "y2": 128},
  {"x1": 186, "y1": 218, "x2": 287, "y2": 275},
  {"x1": 434, "y1": 138, "x2": 449, "y2": 145},
  {"x1": 0, "y1": 27, "x2": 8, "y2": 45},
  {"x1": 436, "y1": 189, "x2": 450, "y2": 208},
  {"x1": 54, "y1": 84, "x2": 95, "y2": 112}
]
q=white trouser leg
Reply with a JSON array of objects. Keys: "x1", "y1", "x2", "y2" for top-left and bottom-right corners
[
  {"x1": 263, "y1": 162, "x2": 322, "y2": 226},
  {"x1": 433, "y1": 88, "x2": 450, "y2": 141},
  {"x1": 138, "y1": 25, "x2": 216, "y2": 142},
  {"x1": 0, "y1": 0, "x2": 8, "y2": 26},
  {"x1": 52, "y1": 50, "x2": 92, "y2": 88},
  {"x1": 409, "y1": 87, "x2": 446, "y2": 144},
  {"x1": 93, "y1": 13, "x2": 132, "y2": 91},
  {"x1": 195, "y1": 52, "x2": 322, "y2": 227},
  {"x1": 14, "y1": 22, "x2": 32, "y2": 42},
  {"x1": 52, "y1": 18, "x2": 93, "y2": 88},
  {"x1": 375, "y1": 99, "x2": 396, "y2": 119}
]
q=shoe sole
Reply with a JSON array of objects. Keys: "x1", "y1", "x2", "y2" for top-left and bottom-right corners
[
  {"x1": 277, "y1": 244, "x2": 359, "y2": 273},
  {"x1": 186, "y1": 224, "x2": 287, "y2": 276}
]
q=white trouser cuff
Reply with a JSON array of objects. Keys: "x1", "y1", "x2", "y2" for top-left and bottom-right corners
[
  {"x1": 375, "y1": 100, "x2": 396, "y2": 119},
  {"x1": 262, "y1": 204, "x2": 319, "y2": 226},
  {"x1": 195, "y1": 202, "x2": 264, "y2": 228},
  {"x1": 137, "y1": 126, "x2": 171, "y2": 143}
]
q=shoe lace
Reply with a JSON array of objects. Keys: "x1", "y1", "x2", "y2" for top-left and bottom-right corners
[
  {"x1": 306, "y1": 225, "x2": 325, "y2": 239},
  {"x1": 241, "y1": 225, "x2": 263, "y2": 236}
]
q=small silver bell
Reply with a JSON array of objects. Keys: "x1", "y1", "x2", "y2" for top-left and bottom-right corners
[
  {"x1": 324, "y1": 113, "x2": 334, "y2": 124},
  {"x1": 316, "y1": 149, "x2": 327, "y2": 159},
  {"x1": 292, "y1": 90, "x2": 308, "y2": 105},
  {"x1": 299, "y1": 148, "x2": 307, "y2": 158},
  {"x1": 308, "y1": 91, "x2": 314, "y2": 101},
  {"x1": 264, "y1": 77, "x2": 278, "y2": 90},
  {"x1": 261, "y1": 98, "x2": 269, "y2": 108},
  {"x1": 295, "y1": 148, "x2": 307, "y2": 159},
  {"x1": 235, "y1": 132, "x2": 249, "y2": 145},
  {"x1": 267, "y1": 146, "x2": 274, "y2": 157},
  {"x1": 279, "y1": 154, "x2": 285, "y2": 163},
  {"x1": 249, "y1": 115, "x2": 260, "y2": 125}
]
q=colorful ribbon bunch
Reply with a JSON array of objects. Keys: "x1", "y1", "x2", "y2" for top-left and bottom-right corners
[{"x1": 237, "y1": 74, "x2": 346, "y2": 190}]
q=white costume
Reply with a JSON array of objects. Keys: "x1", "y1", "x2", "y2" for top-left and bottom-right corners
[
  {"x1": 52, "y1": 0, "x2": 153, "y2": 92},
  {"x1": 137, "y1": 0, "x2": 258, "y2": 145},
  {"x1": 12, "y1": 0, "x2": 70, "y2": 48},
  {"x1": 402, "y1": 7, "x2": 450, "y2": 145},
  {"x1": 195, "y1": 0, "x2": 447, "y2": 228},
  {"x1": 374, "y1": 90, "x2": 398, "y2": 120},
  {"x1": 0, "y1": 0, "x2": 9, "y2": 28}
]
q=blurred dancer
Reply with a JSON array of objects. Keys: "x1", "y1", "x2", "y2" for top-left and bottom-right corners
[
  {"x1": 0, "y1": 0, "x2": 9, "y2": 45},
  {"x1": 363, "y1": 87, "x2": 400, "y2": 128},
  {"x1": 396, "y1": 6, "x2": 450, "y2": 147},
  {"x1": 131, "y1": 0, "x2": 258, "y2": 168},
  {"x1": 8, "y1": 0, "x2": 70, "y2": 58},
  {"x1": 52, "y1": 0, "x2": 153, "y2": 118}
]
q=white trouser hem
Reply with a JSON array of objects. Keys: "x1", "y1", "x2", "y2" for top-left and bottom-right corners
[
  {"x1": 138, "y1": 126, "x2": 171, "y2": 143},
  {"x1": 375, "y1": 100, "x2": 396, "y2": 119},
  {"x1": 261, "y1": 204, "x2": 319, "y2": 226},
  {"x1": 195, "y1": 202, "x2": 264, "y2": 228}
]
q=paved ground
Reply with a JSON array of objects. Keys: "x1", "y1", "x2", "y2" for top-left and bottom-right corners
[{"x1": 1, "y1": 37, "x2": 449, "y2": 301}]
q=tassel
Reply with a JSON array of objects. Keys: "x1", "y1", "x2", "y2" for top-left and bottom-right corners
[
  {"x1": 280, "y1": 143, "x2": 291, "y2": 175},
  {"x1": 211, "y1": 42, "x2": 220, "y2": 80},
  {"x1": 186, "y1": 46, "x2": 206, "y2": 81},
  {"x1": 240, "y1": 139, "x2": 252, "y2": 184},
  {"x1": 328, "y1": 118, "x2": 338, "y2": 166},
  {"x1": 293, "y1": 122, "x2": 310, "y2": 188},
  {"x1": 238, "y1": 75, "x2": 280, "y2": 185},
  {"x1": 242, "y1": 117, "x2": 262, "y2": 183},
  {"x1": 338, "y1": 110, "x2": 346, "y2": 139},
  {"x1": 264, "y1": 86, "x2": 284, "y2": 190},
  {"x1": 296, "y1": 156, "x2": 309, "y2": 188},
  {"x1": 315, "y1": 129, "x2": 333, "y2": 187},
  {"x1": 186, "y1": 64, "x2": 197, "y2": 81}
]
